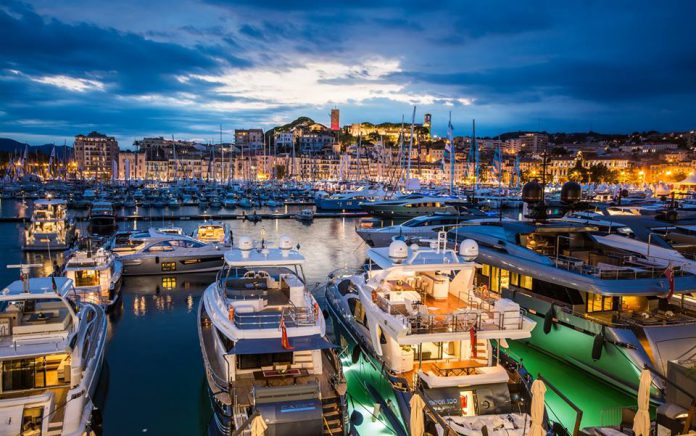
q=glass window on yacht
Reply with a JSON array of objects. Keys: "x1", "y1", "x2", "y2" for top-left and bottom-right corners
[
  {"x1": 348, "y1": 298, "x2": 366, "y2": 326},
  {"x1": 481, "y1": 264, "x2": 490, "y2": 277},
  {"x1": 2, "y1": 354, "x2": 70, "y2": 391},
  {"x1": 416, "y1": 341, "x2": 457, "y2": 361},
  {"x1": 146, "y1": 242, "x2": 174, "y2": 252},
  {"x1": 510, "y1": 272, "x2": 519, "y2": 287},
  {"x1": 621, "y1": 296, "x2": 648, "y2": 313},
  {"x1": 75, "y1": 269, "x2": 99, "y2": 287},
  {"x1": 237, "y1": 352, "x2": 293, "y2": 370},
  {"x1": 586, "y1": 293, "x2": 615, "y2": 313},
  {"x1": 489, "y1": 267, "x2": 510, "y2": 293},
  {"x1": 22, "y1": 406, "x2": 43, "y2": 435},
  {"x1": 519, "y1": 274, "x2": 533, "y2": 290}
]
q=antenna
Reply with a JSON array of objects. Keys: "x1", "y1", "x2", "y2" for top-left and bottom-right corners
[{"x1": 7, "y1": 264, "x2": 42, "y2": 293}]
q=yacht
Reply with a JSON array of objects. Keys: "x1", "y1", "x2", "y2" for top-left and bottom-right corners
[
  {"x1": 315, "y1": 187, "x2": 387, "y2": 211},
  {"x1": 325, "y1": 234, "x2": 536, "y2": 435},
  {"x1": 62, "y1": 248, "x2": 123, "y2": 309},
  {"x1": 361, "y1": 194, "x2": 468, "y2": 218},
  {"x1": 356, "y1": 212, "x2": 490, "y2": 247},
  {"x1": 223, "y1": 195, "x2": 237, "y2": 209},
  {"x1": 198, "y1": 237, "x2": 348, "y2": 435},
  {"x1": 87, "y1": 201, "x2": 117, "y2": 236},
  {"x1": 113, "y1": 232, "x2": 225, "y2": 276},
  {"x1": 294, "y1": 208, "x2": 315, "y2": 223},
  {"x1": 23, "y1": 199, "x2": 77, "y2": 251},
  {"x1": 0, "y1": 273, "x2": 106, "y2": 436},
  {"x1": 193, "y1": 221, "x2": 232, "y2": 246},
  {"x1": 451, "y1": 220, "x2": 696, "y2": 400}
]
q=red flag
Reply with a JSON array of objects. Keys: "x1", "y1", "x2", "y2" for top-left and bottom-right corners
[
  {"x1": 470, "y1": 325, "x2": 477, "y2": 358},
  {"x1": 280, "y1": 316, "x2": 294, "y2": 350},
  {"x1": 664, "y1": 265, "x2": 675, "y2": 300}
]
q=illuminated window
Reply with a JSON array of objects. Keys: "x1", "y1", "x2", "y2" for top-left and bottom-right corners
[
  {"x1": 481, "y1": 264, "x2": 490, "y2": 277},
  {"x1": 519, "y1": 275, "x2": 533, "y2": 290},
  {"x1": 75, "y1": 270, "x2": 99, "y2": 287},
  {"x1": 587, "y1": 293, "x2": 614, "y2": 312},
  {"x1": 161, "y1": 262, "x2": 176, "y2": 272},
  {"x1": 510, "y1": 272, "x2": 519, "y2": 286}
]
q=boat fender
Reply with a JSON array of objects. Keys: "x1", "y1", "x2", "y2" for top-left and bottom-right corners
[
  {"x1": 592, "y1": 327, "x2": 605, "y2": 361},
  {"x1": 543, "y1": 304, "x2": 555, "y2": 334},
  {"x1": 351, "y1": 345, "x2": 361, "y2": 365}
]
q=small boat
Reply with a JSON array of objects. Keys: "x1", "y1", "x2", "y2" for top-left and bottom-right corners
[
  {"x1": 193, "y1": 221, "x2": 232, "y2": 245},
  {"x1": 243, "y1": 211, "x2": 262, "y2": 223},
  {"x1": 168, "y1": 197, "x2": 181, "y2": 209},
  {"x1": 0, "y1": 271, "x2": 107, "y2": 436},
  {"x1": 198, "y1": 236, "x2": 348, "y2": 435},
  {"x1": 23, "y1": 198, "x2": 77, "y2": 251},
  {"x1": 238, "y1": 198, "x2": 252, "y2": 208},
  {"x1": 294, "y1": 208, "x2": 315, "y2": 223},
  {"x1": 63, "y1": 247, "x2": 123, "y2": 309},
  {"x1": 223, "y1": 195, "x2": 237, "y2": 209}
]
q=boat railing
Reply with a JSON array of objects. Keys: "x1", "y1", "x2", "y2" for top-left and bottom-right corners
[
  {"x1": 403, "y1": 308, "x2": 525, "y2": 335},
  {"x1": 551, "y1": 253, "x2": 686, "y2": 280},
  {"x1": 232, "y1": 305, "x2": 317, "y2": 329}
]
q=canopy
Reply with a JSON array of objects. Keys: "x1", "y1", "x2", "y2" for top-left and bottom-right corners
[
  {"x1": 250, "y1": 413, "x2": 267, "y2": 436},
  {"x1": 529, "y1": 379, "x2": 546, "y2": 436},
  {"x1": 230, "y1": 335, "x2": 335, "y2": 355},
  {"x1": 409, "y1": 393, "x2": 425, "y2": 436},
  {"x1": 633, "y1": 369, "x2": 652, "y2": 436}
]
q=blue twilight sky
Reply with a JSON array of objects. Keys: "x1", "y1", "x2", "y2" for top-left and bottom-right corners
[{"x1": 1, "y1": 0, "x2": 695, "y2": 147}]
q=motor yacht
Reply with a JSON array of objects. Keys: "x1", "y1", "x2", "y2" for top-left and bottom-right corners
[
  {"x1": 113, "y1": 232, "x2": 225, "y2": 276},
  {"x1": 356, "y1": 212, "x2": 490, "y2": 247},
  {"x1": 193, "y1": 221, "x2": 232, "y2": 246},
  {"x1": 198, "y1": 237, "x2": 348, "y2": 435},
  {"x1": 23, "y1": 199, "x2": 77, "y2": 251},
  {"x1": 0, "y1": 272, "x2": 106, "y2": 436},
  {"x1": 62, "y1": 248, "x2": 123, "y2": 309},
  {"x1": 294, "y1": 209, "x2": 315, "y2": 224},
  {"x1": 361, "y1": 194, "x2": 469, "y2": 218},
  {"x1": 451, "y1": 220, "x2": 696, "y2": 400},
  {"x1": 325, "y1": 234, "x2": 536, "y2": 435},
  {"x1": 87, "y1": 201, "x2": 117, "y2": 236},
  {"x1": 315, "y1": 187, "x2": 387, "y2": 211}
]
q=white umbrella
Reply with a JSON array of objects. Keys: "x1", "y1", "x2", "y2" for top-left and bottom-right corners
[
  {"x1": 530, "y1": 379, "x2": 546, "y2": 436},
  {"x1": 250, "y1": 413, "x2": 268, "y2": 436},
  {"x1": 409, "y1": 393, "x2": 426, "y2": 436},
  {"x1": 633, "y1": 369, "x2": 652, "y2": 436}
]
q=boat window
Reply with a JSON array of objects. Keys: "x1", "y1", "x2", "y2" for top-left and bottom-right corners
[
  {"x1": 531, "y1": 279, "x2": 584, "y2": 305},
  {"x1": 237, "y1": 352, "x2": 293, "y2": 370},
  {"x1": 586, "y1": 293, "x2": 616, "y2": 313},
  {"x1": 481, "y1": 264, "x2": 490, "y2": 277},
  {"x1": 348, "y1": 298, "x2": 366, "y2": 326},
  {"x1": 75, "y1": 270, "x2": 99, "y2": 287},
  {"x1": 169, "y1": 240, "x2": 206, "y2": 248},
  {"x1": 146, "y1": 242, "x2": 174, "y2": 252},
  {"x1": 1, "y1": 354, "x2": 70, "y2": 391},
  {"x1": 337, "y1": 279, "x2": 356, "y2": 296}
]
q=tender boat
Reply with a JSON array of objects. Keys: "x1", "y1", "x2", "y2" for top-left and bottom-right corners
[
  {"x1": 198, "y1": 236, "x2": 348, "y2": 435},
  {"x1": 294, "y1": 208, "x2": 314, "y2": 223},
  {"x1": 193, "y1": 221, "x2": 232, "y2": 246},
  {"x1": 0, "y1": 272, "x2": 106, "y2": 436},
  {"x1": 63, "y1": 248, "x2": 123, "y2": 309},
  {"x1": 113, "y1": 232, "x2": 225, "y2": 276},
  {"x1": 325, "y1": 234, "x2": 536, "y2": 435},
  {"x1": 23, "y1": 199, "x2": 77, "y2": 251},
  {"x1": 87, "y1": 201, "x2": 117, "y2": 236}
]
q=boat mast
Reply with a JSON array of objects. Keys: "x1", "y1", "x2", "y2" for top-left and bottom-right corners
[
  {"x1": 448, "y1": 112, "x2": 455, "y2": 195},
  {"x1": 473, "y1": 119, "x2": 478, "y2": 191},
  {"x1": 407, "y1": 106, "x2": 416, "y2": 181}
]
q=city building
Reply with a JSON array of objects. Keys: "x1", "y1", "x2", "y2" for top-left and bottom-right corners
[
  {"x1": 234, "y1": 129, "x2": 264, "y2": 150},
  {"x1": 73, "y1": 131, "x2": 119, "y2": 179},
  {"x1": 117, "y1": 151, "x2": 146, "y2": 180},
  {"x1": 330, "y1": 108, "x2": 340, "y2": 131}
]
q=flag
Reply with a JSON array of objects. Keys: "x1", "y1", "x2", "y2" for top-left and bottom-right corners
[
  {"x1": 280, "y1": 315, "x2": 294, "y2": 350},
  {"x1": 48, "y1": 145, "x2": 56, "y2": 167},
  {"x1": 664, "y1": 264, "x2": 675, "y2": 299},
  {"x1": 491, "y1": 145, "x2": 503, "y2": 181}
]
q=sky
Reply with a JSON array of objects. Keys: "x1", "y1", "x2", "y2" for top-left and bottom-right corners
[{"x1": 1, "y1": 0, "x2": 695, "y2": 147}]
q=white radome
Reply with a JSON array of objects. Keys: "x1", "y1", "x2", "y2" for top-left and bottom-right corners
[
  {"x1": 279, "y1": 236, "x2": 293, "y2": 250},
  {"x1": 389, "y1": 240, "x2": 409, "y2": 260},
  {"x1": 238, "y1": 236, "x2": 253, "y2": 250},
  {"x1": 459, "y1": 239, "x2": 479, "y2": 261}
]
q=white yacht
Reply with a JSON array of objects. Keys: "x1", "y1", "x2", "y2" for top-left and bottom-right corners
[
  {"x1": 62, "y1": 248, "x2": 123, "y2": 309},
  {"x1": 325, "y1": 234, "x2": 537, "y2": 436},
  {"x1": 356, "y1": 212, "x2": 493, "y2": 247},
  {"x1": 294, "y1": 208, "x2": 315, "y2": 223},
  {"x1": 113, "y1": 232, "x2": 225, "y2": 276},
  {"x1": 0, "y1": 272, "x2": 107, "y2": 436},
  {"x1": 23, "y1": 199, "x2": 77, "y2": 251},
  {"x1": 193, "y1": 221, "x2": 232, "y2": 246},
  {"x1": 198, "y1": 237, "x2": 348, "y2": 435}
]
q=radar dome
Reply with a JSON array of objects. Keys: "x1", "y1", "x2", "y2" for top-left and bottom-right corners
[
  {"x1": 237, "y1": 236, "x2": 253, "y2": 250},
  {"x1": 279, "y1": 236, "x2": 293, "y2": 250},
  {"x1": 522, "y1": 181, "x2": 543, "y2": 204},
  {"x1": 459, "y1": 239, "x2": 479, "y2": 261},
  {"x1": 560, "y1": 181, "x2": 582, "y2": 204},
  {"x1": 388, "y1": 240, "x2": 409, "y2": 261}
]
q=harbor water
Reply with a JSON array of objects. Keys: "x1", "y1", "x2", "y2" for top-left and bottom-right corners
[{"x1": 0, "y1": 199, "x2": 635, "y2": 434}]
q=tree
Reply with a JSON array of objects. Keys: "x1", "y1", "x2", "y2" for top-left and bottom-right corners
[
  {"x1": 588, "y1": 163, "x2": 618, "y2": 183},
  {"x1": 274, "y1": 164, "x2": 287, "y2": 180}
]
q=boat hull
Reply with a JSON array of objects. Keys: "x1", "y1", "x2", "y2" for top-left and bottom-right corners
[{"x1": 120, "y1": 253, "x2": 224, "y2": 276}]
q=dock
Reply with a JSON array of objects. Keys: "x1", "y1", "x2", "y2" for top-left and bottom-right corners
[{"x1": 0, "y1": 211, "x2": 369, "y2": 223}]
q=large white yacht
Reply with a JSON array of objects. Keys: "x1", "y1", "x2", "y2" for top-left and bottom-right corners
[
  {"x1": 198, "y1": 237, "x2": 348, "y2": 435},
  {"x1": 23, "y1": 199, "x2": 77, "y2": 251},
  {"x1": 0, "y1": 272, "x2": 107, "y2": 436},
  {"x1": 325, "y1": 234, "x2": 537, "y2": 435},
  {"x1": 63, "y1": 248, "x2": 123, "y2": 309}
]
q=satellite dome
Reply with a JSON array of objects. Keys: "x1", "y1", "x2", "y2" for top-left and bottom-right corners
[
  {"x1": 522, "y1": 181, "x2": 543, "y2": 204},
  {"x1": 279, "y1": 236, "x2": 293, "y2": 250},
  {"x1": 560, "y1": 181, "x2": 582, "y2": 204},
  {"x1": 388, "y1": 240, "x2": 408, "y2": 261},
  {"x1": 459, "y1": 239, "x2": 479, "y2": 261},
  {"x1": 237, "y1": 236, "x2": 253, "y2": 250}
]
